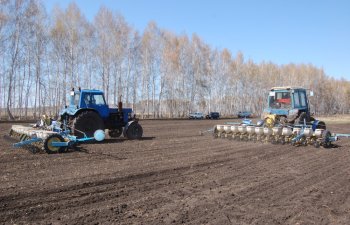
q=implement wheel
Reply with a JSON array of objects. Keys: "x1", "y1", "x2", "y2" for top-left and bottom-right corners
[
  {"x1": 316, "y1": 121, "x2": 327, "y2": 130},
  {"x1": 321, "y1": 130, "x2": 332, "y2": 148},
  {"x1": 213, "y1": 127, "x2": 219, "y2": 139},
  {"x1": 44, "y1": 134, "x2": 66, "y2": 154},
  {"x1": 125, "y1": 122, "x2": 143, "y2": 140}
]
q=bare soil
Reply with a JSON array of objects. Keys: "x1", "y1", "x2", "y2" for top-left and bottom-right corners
[{"x1": 0, "y1": 119, "x2": 350, "y2": 225}]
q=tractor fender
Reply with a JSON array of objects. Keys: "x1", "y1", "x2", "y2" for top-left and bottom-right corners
[
  {"x1": 72, "y1": 108, "x2": 100, "y2": 118},
  {"x1": 123, "y1": 120, "x2": 138, "y2": 137},
  {"x1": 60, "y1": 107, "x2": 99, "y2": 118}
]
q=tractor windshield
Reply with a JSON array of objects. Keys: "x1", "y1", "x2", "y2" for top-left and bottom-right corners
[
  {"x1": 74, "y1": 93, "x2": 80, "y2": 106},
  {"x1": 84, "y1": 93, "x2": 106, "y2": 106},
  {"x1": 269, "y1": 91, "x2": 291, "y2": 109},
  {"x1": 92, "y1": 94, "x2": 106, "y2": 105},
  {"x1": 70, "y1": 92, "x2": 80, "y2": 107}
]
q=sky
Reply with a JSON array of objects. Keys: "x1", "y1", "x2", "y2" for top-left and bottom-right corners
[{"x1": 43, "y1": 0, "x2": 350, "y2": 81}]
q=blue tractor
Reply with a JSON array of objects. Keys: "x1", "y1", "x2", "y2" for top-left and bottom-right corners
[
  {"x1": 262, "y1": 86, "x2": 326, "y2": 129},
  {"x1": 59, "y1": 88, "x2": 143, "y2": 139}
]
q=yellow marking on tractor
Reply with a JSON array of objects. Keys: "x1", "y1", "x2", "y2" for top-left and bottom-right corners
[{"x1": 264, "y1": 114, "x2": 277, "y2": 128}]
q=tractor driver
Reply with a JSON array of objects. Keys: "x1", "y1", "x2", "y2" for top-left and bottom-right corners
[
  {"x1": 277, "y1": 92, "x2": 291, "y2": 108},
  {"x1": 84, "y1": 94, "x2": 91, "y2": 106},
  {"x1": 84, "y1": 94, "x2": 97, "y2": 107},
  {"x1": 270, "y1": 92, "x2": 291, "y2": 109}
]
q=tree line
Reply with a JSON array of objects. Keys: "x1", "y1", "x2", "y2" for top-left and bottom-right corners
[{"x1": 0, "y1": 0, "x2": 349, "y2": 120}]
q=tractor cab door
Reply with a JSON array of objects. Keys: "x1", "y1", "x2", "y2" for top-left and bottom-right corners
[
  {"x1": 82, "y1": 93, "x2": 109, "y2": 119},
  {"x1": 292, "y1": 90, "x2": 308, "y2": 113}
]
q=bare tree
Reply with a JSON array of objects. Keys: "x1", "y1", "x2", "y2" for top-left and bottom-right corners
[
  {"x1": 3, "y1": 0, "x2": 30, "y2": 120},
  {"x1": 93, "y1": 6, "x2": 115, "y2": 103},
  {"x1": 0, "y1": 0, "x2": 349, "y2": 120},
  {"x1": 140, "y1": 22, "x2": 161, "y2": 118}
]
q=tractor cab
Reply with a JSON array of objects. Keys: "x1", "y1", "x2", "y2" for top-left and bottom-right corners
[
  {"x1": 77, "y1": 90, "x2": 109, "y2": 119},
  {"x1": 66, "y1": 89, "x2": 110, "y2": 119},
  {"x1": 264, "y1": 87, "x2": 312, "y2": 122}
]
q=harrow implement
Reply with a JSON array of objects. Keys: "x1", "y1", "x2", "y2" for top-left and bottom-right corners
[{"x1": 9, "y1": 122, "x2": 105, "y2": 154}]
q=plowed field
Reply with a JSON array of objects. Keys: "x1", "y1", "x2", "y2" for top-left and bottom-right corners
[{"x1": 1, "y1": 119, "x2": 350, "y2": 225}]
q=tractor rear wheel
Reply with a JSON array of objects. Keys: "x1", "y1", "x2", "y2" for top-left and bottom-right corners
[
  {"x1": 295, "y1": 112, "x2": 308, "y2": 124},
  {"x1": 44, "y1": 134, "x2": 66, "y2": 154},
  {"x1": 125, "y1": 122, "x2": 143, "y2": 140},
  {"x1": 72, "y1": 111, "x2": 104, "y2": 138}
]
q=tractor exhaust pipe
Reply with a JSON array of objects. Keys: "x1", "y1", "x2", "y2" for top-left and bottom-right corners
[
  {"x1": 118, "y1": 101, "x2": 123, "y2": 112},
  {"x1": 118, "y1": 95, "x2": 123, "y2": 114}
]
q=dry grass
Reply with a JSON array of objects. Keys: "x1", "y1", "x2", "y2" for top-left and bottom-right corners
[{"x1": 316, "y1": 114, "x2": 350, "y2": 124}]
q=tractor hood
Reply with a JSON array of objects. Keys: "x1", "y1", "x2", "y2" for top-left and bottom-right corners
[
  {"x1": 264, "y1": 108, "x2": 289, "y2": 116},
  {"x1": 263, "y1": 108, "x2": 299, "y2": 117},
  {"x1": 109, "y1": 107, "x2": 132, "y2": 114}
]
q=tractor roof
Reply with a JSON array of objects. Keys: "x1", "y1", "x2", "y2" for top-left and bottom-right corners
[
  {"x1": 80, "y1": 89, "x2": 104, "y2": 94},
  {"x1": 271, "y1": 86, "x2": 306, "y2": 91}
]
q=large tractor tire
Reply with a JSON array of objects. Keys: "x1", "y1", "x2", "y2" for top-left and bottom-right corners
[
  {"x1": 72, "y1": 111, "x2": 104, "y2": 139},
  {"x1": 125, "y1": 122, "x2": 143, "y2": 140},
  {"x1": 295, "y1": 112, "x2": 307, "y2": 124}
]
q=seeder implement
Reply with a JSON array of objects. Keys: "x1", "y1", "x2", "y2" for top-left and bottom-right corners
[
  {"x1": 211, "y1": 120, "x2": 349, "y2": 148},
  {"x1": 9, "y1": 122, "x2": 105, "y2": 154}
]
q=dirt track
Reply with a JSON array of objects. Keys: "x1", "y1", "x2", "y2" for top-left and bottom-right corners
[{"x1": 1, "y1": 119, "x2": 350, "y2": 225}]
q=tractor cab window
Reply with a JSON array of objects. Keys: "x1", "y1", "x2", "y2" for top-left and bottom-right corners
[
  {"x1": 293, "y1": 92, "x2": 300, "y2": 107},
  {"x1": 269, "y1": 91, "x2": 291, "y2": 109},
  {"x1": 300, "y1": 91, "x2": 307, "y2": 107},
  {"x1": 83, "y1": 93, "x2": 106, "y2": 107},
  {"x1": 84, "y1": 94, "x2": 105, "y2": 105},
  {"x1": 92, "y1": 94, "x2": 106, "y2": 105},
  {"x1": 84, "y1": 94, "x2": 92, "y2": 105}
]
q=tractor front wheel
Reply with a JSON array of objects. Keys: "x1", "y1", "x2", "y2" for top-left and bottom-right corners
[{"x1": 125, "y1": 122, "x2": 143, "y2": 140}]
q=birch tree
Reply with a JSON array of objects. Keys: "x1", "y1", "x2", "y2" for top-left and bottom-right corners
[
  {"x1": 3, "y1": 0, "x2": 29, "y2": 120},
  {"x1": 0, "y1": 1, "x2": 349, "y2": 119},
  {"x1": 94, "y1": 6, "x2": 115, "y2": 103},
  {"x1": 140, "y1": 22, "x2": 160, "y2": 118}
]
